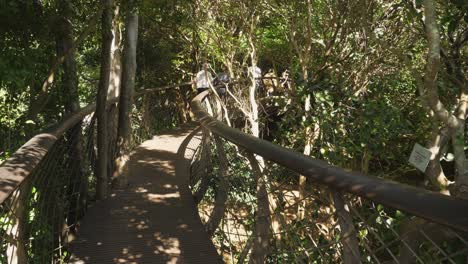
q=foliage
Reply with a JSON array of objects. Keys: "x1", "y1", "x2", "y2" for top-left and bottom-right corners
[{"x1": 0, "y1": 0, "x2": 466, "y2": 262}]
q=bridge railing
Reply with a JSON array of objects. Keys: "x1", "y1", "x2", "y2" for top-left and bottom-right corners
[
  {"x1": 190, "y1": 90, "x2": 468, "y2": 263},
  {"x1": 0, "y1": 82, "x2": 191, "y2": 263}
]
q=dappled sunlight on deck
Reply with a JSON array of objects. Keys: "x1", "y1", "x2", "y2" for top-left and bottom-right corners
[{"x1": 69, "y1": 125, "x2": 222, "y2": 263}]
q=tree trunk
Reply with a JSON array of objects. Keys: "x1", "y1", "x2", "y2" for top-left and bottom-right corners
[
  {"x1": 298, "y1": 92, "x2": 311, "y2": 220},
  {"x1": 453, "y1": 91, "x2": 467, "y2": 183},
  {"x1": 205, "y1": 135, "x2": 229, "y2": 236},
  {"x1": 425, "y1": 127, "x2": 451, "y2": 192},
  {"x1": 297, "y1": 70, "x2": 321, "y2": 220},
  {"x1": 419, "y1": 0, "x2": 467, "y2": 197},
  {"x1": 332, "y1": 192, "x2": 361, "y2": 264},
  {"x1": 57, "y1": 0, "x2": 87, "y2": 223},
  {"x1": 108, "y1": 3, "x2": 121, "y2": 102},
  {"x1": 451, "y1": 91, "x2": 468, "y2": 197},
  {"x1": 107, "y1": 4, "x2": 122, "y2": 179},
  {"x1": 247, "y1": 27, "x2": 282, "y2": 251},
  {"x1": 247, "y1": 152, "x2": 271, "y2": 264},
  {"x1": 141, "y1": 94, "x2": 152, "y2": 136},
  {"x1": 96, "y1": 0, "x2": 114, "y2": 199},
  {"x1": 238, "y1": 233, "x2": 255, "y2": 264},
  {"x1": 114, "y1": 0, "x2": 138, "y2": 187},
  {"x1": 57, "y1": 2, "x2": 79, "y2": 116},
  {"x1": 176, "y1": 87, "x2": 189, "y2": 123},
  {"x1": 193, "y1": 128, "x2": 212, "y2": 204}
]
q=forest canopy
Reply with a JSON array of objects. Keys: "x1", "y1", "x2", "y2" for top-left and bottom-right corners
[
  {"x1": 1, "y1": 0, "x2": 465, "y2": 190},
  {"x1": 0, "y1": 0, "x2": 466, "y2": 263}
]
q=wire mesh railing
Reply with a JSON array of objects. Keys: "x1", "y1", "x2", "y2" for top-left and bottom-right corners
[
  {"x1": 0, "y1": 121, "x2": 94, "y2": 263},
  {"x1": 0, "y1": 83, "x2": 191, "y2": 263},
  {"x1": 190, "y1": 90, "x2": 468, "y2": 264}
]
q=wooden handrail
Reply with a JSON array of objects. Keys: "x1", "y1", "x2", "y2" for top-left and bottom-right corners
[{"x1": 191, "y1": 90, "x2": 468, "y2": 232}]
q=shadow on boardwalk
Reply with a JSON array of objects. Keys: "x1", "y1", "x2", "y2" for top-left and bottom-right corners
[{"x1": 70, "y1": 124, "x2": 222, "y2": 264}]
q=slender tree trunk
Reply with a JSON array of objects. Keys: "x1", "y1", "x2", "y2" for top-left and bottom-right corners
[
  {"x1": 239, "y1": 233, "x2": 255, "y2": 264},
  {"x1": 141, "y1": 94, "x2": 151, "y2": 135},
  {"x1": 394, "y1": 2, "x2": 466, "y2": 260},
  {"x1": 298, "y1": 94, "x2": 310, "y2": 220},
  {"x1": 425, "y1": 127, "x2": 451, "y2": 192},
  {"x1": 247, "y1": 24, "x2": 282, "y2": 257},
  {"x1": 57, "y1": 3, "x2": 79, "y2": 116},
  {"x1": 247, "y1": 29, "x2": 273, "y2": 252},
  {"x1": 294, "y1": 0, "x2": 319, "y2": 218},
  {"x1": 453, "y1": 92, "x2": 467, "y2": 178},
  {"x1": 176, "y1": 87, "x2": 189, "y2": 123},
  {"x1": 108, "y1": 4, "x2": 121, "y2": 102},
  {"x1": 107, "y1": 4, "x2": 122, "y2": 179},
  {"x1": 193, "y1": 128, "x2": 212, "y2": 204},
  {"x1": 205, "y1": 135, "x2": 229, "y2": 236},
  {"x1": 247, "y1": 152, "x2": 270, "y2": 264},
  {"x1": 114, "y1": 0, "x2": 138, "y2": 187},
  {"x1": 57, "y1": 0, "x2": 87, "y2": 223},
  {"x1": 332, "y1": 192, "x2": 361, "y2": 264},
  {"x1": 96, "y1": 0, "x2": 114, "y2": 199},
  {"x1": 452, "y1": 123, "x2": 467, "y2": 187},
  {"x1": 452, "y1": 91, "x2": 468, "y2": 197},
  {"x1": 420, "y1": 0, "x2": 464, "y2": 193},
  {"x1": 297, "y1": 69, "x2": 321, "y2": 219},
  {"x1": 248, "y1": 50, "x2": 260, "y2": 139},
  {"x1": 204, "y1": 99, "x2": 229, "y2": 234}
]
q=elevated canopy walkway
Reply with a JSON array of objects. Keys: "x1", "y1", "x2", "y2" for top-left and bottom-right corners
[
  {"x1": 70, "y1": 125, "x2": 222, "y2": 263},
  {"x1": 1, "y1": 83, "x2": 467, "y2": 263}
]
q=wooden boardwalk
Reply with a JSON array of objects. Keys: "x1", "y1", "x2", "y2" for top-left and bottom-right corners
[{"x1": 70, "y1": 125, "x2": 222, "y2": 264}]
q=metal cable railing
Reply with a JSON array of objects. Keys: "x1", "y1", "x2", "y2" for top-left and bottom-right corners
[
  {"x1": 190, "y1": 90, "x2": 468, "y2": 263},
  {"x1": 0, "y1": 82, "x2": 191, "y2": 263}
]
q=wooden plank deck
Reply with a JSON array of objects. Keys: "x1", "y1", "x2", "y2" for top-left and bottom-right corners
[{"x1": 70, "y1": 125, "x2": 222, "y2": 264}]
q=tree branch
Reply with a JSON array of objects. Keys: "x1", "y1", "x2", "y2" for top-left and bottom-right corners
[
  {"x1": 26, "y1": 6, "x2": 104, "y2": 122},
  {"x1": 421, "y1": 0, "x2": 458, "y2": 128}
]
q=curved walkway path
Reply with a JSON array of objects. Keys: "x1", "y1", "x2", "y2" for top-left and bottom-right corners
[{"x1": 70, "y1": 124, "x2": 222, "y2": 264}]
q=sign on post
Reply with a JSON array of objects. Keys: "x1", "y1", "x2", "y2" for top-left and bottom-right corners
[{"x1": 409, "y1": 143, "x2": 432, "y2": 172}]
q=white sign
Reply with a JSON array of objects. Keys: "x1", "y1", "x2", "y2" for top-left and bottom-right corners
[{"x1": 409, "y1": 143, "x2": 432, "y2": 172}]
